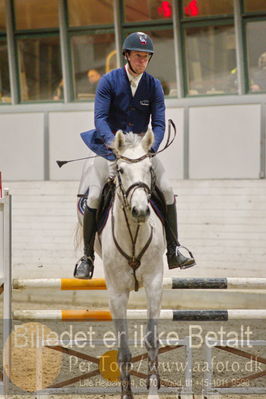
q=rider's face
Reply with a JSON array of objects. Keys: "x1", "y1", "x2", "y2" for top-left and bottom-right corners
[{"x1": 127, "y1": 51, "x2": 151, "y2": 75}]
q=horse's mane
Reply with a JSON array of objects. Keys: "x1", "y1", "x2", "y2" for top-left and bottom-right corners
[
  {"x1": 123, "y1": 132, "x2": 142, "y2": 148},
  {"x1": 110, "y1": 131, "x2": 144, "y2": 153}
]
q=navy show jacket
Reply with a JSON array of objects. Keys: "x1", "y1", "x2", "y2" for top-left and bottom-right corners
[{"x1": 81, "y1": 67, "x2": 166, "y2": 160}]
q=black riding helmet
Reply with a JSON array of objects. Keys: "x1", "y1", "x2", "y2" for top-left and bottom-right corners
[
  {"x1": 122, "y1": 32, "x2": 154, "y2": 55},
  {"x1": 122, "y1": 32, "x2": 154, "y2": 74}
]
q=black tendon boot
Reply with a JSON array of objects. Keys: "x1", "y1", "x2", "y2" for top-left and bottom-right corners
[
  {"x1": 74, "y1": 206, "x2": 97, "y2": 279},
  {"x1": 165, "y1": 202, "x2": 196, "y2": 269}
]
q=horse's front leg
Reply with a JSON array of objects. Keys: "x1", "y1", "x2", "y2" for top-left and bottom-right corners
[
  {"x1": 109, "y1": 289, "x2": 133, "y2": 399},
  {"x1": 144, "y1": 275, "x2": 163, "y2": 398}
]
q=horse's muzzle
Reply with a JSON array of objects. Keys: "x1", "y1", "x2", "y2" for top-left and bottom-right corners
[{"x1": 131, "y1": 205, "x2": 150, "y2": 222}]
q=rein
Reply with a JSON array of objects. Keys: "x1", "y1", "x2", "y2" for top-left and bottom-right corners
[
  {"x1": 56, "y1": 119, "x2": 176, "y2": 168},
  {"x1": 115, "y1": 119, "x2": 177, "y2": 163}
]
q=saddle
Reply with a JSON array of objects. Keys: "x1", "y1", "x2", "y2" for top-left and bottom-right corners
[{"x1": 77, "y1": 180, "x2": 167, "y2": 234}]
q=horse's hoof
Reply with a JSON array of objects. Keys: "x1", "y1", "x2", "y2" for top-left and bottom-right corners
[
  {"x1": 121, "y1": 381, "x2": 133, "y2": 399},
  {"x1": 121, "y1": 394, "x2": 134, "y2": 399}
]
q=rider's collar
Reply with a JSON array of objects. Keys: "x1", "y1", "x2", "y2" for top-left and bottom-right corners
[{"x1": 125, "y1": 64, "x2": 143, "y2": 87}]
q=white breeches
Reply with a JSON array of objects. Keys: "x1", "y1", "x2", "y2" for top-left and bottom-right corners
[{"x1": 86, "y1": 156, "x2": 175, "y2": 209}]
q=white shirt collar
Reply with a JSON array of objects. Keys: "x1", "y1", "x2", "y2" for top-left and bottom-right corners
[{"x1": 125, "y1": 64, "x2": 143, "y2": 89}]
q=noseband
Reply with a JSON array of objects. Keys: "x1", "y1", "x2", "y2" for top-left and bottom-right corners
[{"x1": 115, "y1": 154, "x2": 155, "y2": 208}]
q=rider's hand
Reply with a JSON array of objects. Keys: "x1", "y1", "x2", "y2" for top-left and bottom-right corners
[{"x1": 108, "y1": 160, "x2": 117, "y2": 178}]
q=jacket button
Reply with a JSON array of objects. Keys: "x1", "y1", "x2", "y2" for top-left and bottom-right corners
[
  {"x1": 128, "y1": 122, "x2": 134, "y2": 126},
  {"x1": 130, "y1": 107, "x2": 135, "y2": 111}
]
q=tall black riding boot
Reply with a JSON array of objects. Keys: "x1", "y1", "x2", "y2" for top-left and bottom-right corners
[
  {"x1": 74, "y1": 206, "x2": 97, "y2": 279},
  {"x1": 166, "y1": 202, "x2": 196, "y2": 269}
]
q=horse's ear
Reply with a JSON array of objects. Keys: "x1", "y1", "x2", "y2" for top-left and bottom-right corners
[
  {"x1": 113, "y1": 130, "x2": 125, "y2": 153},
  {"x1": 142, "y1": 129, "x2": 154, "y2": 152}
]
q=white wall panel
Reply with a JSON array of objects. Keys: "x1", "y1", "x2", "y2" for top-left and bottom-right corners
[
  {"x1": 157, "y1": 107, "x2": 184, "y2": 179},
  {"x1": 189, "y1": 105, "x2": 261, "y2": 178},
  {"x1": 0, "y1": 113, "x2": 44, "y2": 180},
  {"x1": 0, "y1": 200, "x2": 3, "y2": 280},
  {"x1": 49, "y1": 111, "x2": 94, "y2": 180}
]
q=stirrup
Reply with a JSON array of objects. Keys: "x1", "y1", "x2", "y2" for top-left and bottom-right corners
[
  {"x1": 74, "y1": 255, "x2": 94, "y2": 279},
  {"x1": 177, "y1": 245, "x2": 196, "y2": 269},
  {"x1": 167, "y1": 244, "x2": 196, "y2": 270}
]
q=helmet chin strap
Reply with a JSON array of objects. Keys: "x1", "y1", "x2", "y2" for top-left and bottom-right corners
[{"x1": 126, "y1": 53, "x2": 138, "y2": 75}]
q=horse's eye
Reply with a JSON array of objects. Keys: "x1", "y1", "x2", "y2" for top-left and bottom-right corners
[{"x1": 119, "y1": 167, "x2": 124, "y2": 174}]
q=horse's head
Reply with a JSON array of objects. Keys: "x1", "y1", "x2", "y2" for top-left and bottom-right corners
[{"x1": 113, "y1": 130, "x2": 155, "y2": 223}]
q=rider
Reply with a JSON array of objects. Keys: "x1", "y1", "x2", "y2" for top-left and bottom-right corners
[{"x1": 74, "y1": 32, "x2": 196, "y2": 279}]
